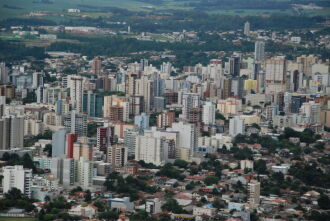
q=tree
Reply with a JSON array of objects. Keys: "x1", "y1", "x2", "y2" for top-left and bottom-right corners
[
  {"x1": 5, "y1": 187, "x2": 24, "y2": 200},
  {"x1": 98, "y1": 211, "x2": 118, "y2": 220},
  {"x1": 44, "y1": 144, "x2": 52, "y2": 157},
  {"x1": 161, "y1": 199, "x2": 184, "y2": 213},
  {"x1": 173, "y1": 159, "x2": 189, "y2": 168},
  {"x1": 93, "y1": 200, "x2": 105, "y2": 212},
  {"x1": 254, "y1": 159, "x2": 267, "y2": 174},
  {"x1": 318, "y1": 194, "x2": 330, "y2": 210},
  {"x1": 204, "y1": 176, "x2": 219, "y2": 185},
  {"x1": 213, "y1": 198, "x2": 225, "y2": 209},
  {"x1": 85, "y1": 190, "x2": 92, "y2": 203}
]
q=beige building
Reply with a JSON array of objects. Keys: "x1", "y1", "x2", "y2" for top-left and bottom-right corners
[{"x1": 217, "y1": 97, "x2": 242, "y2": 117}]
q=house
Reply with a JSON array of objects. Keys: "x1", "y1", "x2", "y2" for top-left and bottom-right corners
[
  {"x1": 193, "y1": 206, "x2": 216, "y2": 217},
  {"x1": 68, "y1": 204, "x2": 97, "y2": 218},
  {"x1": 109, "y1": 197, "x2": 134, "y2": 212}
]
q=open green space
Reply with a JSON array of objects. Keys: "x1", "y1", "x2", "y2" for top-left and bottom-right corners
[
  {"x1": 1, "y1": 0, "x2": 329, "y2": 21},
  {"x1": 0, "y1": 218, "x2": 37, "y2": 221}
]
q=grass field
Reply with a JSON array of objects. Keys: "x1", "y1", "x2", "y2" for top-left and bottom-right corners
[{"x1": 0, "y1": 218, "x2": 37, "y2": 221}]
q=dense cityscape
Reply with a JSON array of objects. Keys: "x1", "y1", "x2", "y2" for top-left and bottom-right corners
[{"x1": 0, "y1": 0, "x2": 330, "y2": 221}]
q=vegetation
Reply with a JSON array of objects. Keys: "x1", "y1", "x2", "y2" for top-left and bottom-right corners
[
  {"x1": 161, "y1": 198, "x2": 184, "y2": 213},
  {"x1": 104, "y1": 172, "x2": 158, "y2": 201},
  {"x1": 156, "y1": 163, "x2": 186, "y2": 180},
  {"x1": 0, "y1": 188, "x2": 35, "y2": 212},
  {"x1": 1, "y1": 153, "x2": 37, "y2": 172}
]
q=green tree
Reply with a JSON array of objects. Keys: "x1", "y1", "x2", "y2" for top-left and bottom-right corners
[
  {"x1": 204, "y1": 176, "x2": 219, "y2": 185},
  {"x1": 173, "y1": 159, "x2": 189, "y2": 168},
  {"x1": 318, "y1": 194, "x2": 330, "y2": 210},
  {"x1": 161, "y1": 199, "x2": 183, "y2": 213},
  {"x1": 254, "y1": 159, "x2": 267, "y2": 174},
  {"x1": 85, "y1": 190, "x2": 92, "y2": 203}
]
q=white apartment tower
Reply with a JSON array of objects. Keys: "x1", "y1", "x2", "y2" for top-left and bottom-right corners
[
  {"x1": 229, "y1": 116, "x2": 245, "y2": 136},
  {"x1": 202, "y1": 102, "x2": 216, "y2": 125},
  {"x1": 300, "y1": 101, "x2": 321, "y2": 124},
  {"x1": 265, "y1": 56, "x2": 287, "y2": 96},
  {"x1": 135, "y1": 133, "x2": 165, "y2": 166},
  {"x1": 244, "y1": 21, "x2": 250, "y2": 36},
  {"x1": 254, "y1": 40, "x2": 265, "y2": 62},
  {"x1": 3, "y1": 165, "x2": 32, "y2": 197}
]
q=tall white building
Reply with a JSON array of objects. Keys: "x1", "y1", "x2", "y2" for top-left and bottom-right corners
[
  {"x1": 77, "y1": 157, "x2": 94, "y2": 188},
  {"x1": 254, "y1": 40, "x2": 265, "y2": 62},
  {"x1": 69, "y1": 75, "x2": 83, "y2": 112},
  {"x1": 248, "y1": 180, "x2": 260, "y2": 208},
  {"x1": 32, "y1": 71, "x2": 44, "y2": 89},
  {"x1": 202, "y1": 102, "x2": 216, "y2": 125},
  {"x1": 229, "y1": 116, "x2": 245, "y2": 136},
  {"x1": 300, "y1": 101, "x2": 321, "y2": 124},
  {"x1": 265, "y1": 56, "x2": 287, "y2": 96},
  {"x1": 135, "y1": 133, "x2": 165, "y2": 166},
  {"x1": 244, "y1": 21, "x2": 250, "y2": 36},
  {"x1": 169, "y1": 122, "x2": 197, "y2": 155},
  {"x1": 3, "y1": 165, "x2": 32, "y2": 197}
]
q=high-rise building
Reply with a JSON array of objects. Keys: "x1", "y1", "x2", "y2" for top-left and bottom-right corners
[
  {"x1": 244, "y1": 21, "x2": 250, "y2": 36},
  {"x1": 3, "y1": 165, "x2": 32, "y2": 197},
  {"x1": 66, "y1": 133, "x2": 77, "y2": 158},
  {"x1": 160, "y1": 62, "x2": 172, "y2": 74},
  {"x1": 157, "y1": 111, "x2": 175, "y2": 129},
  {"x1": 104, "y1": 95, "x2": 129, "y2": 122},
  {"x1": 291, "y1": 95, "x2": 306, "y2": 113},
  {"x1": 64, "y1": 111, "x2": 87, "y2": 137},
  {"x1": 63, "y1": 158, "x2": 75, "y2": 187},
  {"x1": 136, "y1": 76, "x2": 154, "y2": 113},
  {"x1": 300, "y1": 101, "x2": 321, "y2": 124},
  {"x1": 297, "y1": 55, "x2": 317, "y2": 75},
  {"x1": 36, "y1": 86, "x2": 46, "y2": 104},
  {"x1": 254, "y1": 40, "x2": 265, "y2": 62},
  {"x1": 69, "y1": 76, "x2": 83, "y2": 112},
  {"x1": 77, "y1": 157, "x2": 94, "y2": 188},
  {"x1": 248, "y1": 180, "x2": 260, "y2": 208},
  {"x1": 91, "y1": 57, "x2": 101, "y2": 75},
  {"x1": 265, "y1": 56, "x2": 287, "y2": 96},
  {"x1": 229, "y1": 116, "x2": 245, "y2": 136},
  {"x1": 32, "y1": 71, "x2": 44, "y2": 89},
  {"x1": 134, "y1": 113, "x2": 149, "y2": 130},
  {"x1": 97, "y1": 126, "x2": 114, "y2": 152},
  {"x1": 0, "y1": 62, "x2": 8, "y2": 84},
  {"x1": 135, "y1": 133, "x2": 166, "y2": 166},
  {"x1": 182, "y1": 93, "x2": 200, "y2": 120},
  {"x1": 73, "y1": 139, "x2": 93, "y2": 161},
  {"x1": 0, "y1": 115, "x2": 24, "y2": 149},
  {"x1": 202, "y1": 102, "x2": 216, "y2": 125},
  {"x1": 231, "y1": 77, "x2": 244, "y2": 98},
  {"x1": 83, "y1": 91, "x2": 104, "y2": 118},
  {"x1": 107, "y1": 144, "x2": 128, "y2": 168},
  {"x1": 290, "y1": 70, "x2": 303, "y2": 92},
  {"x1": 229, "y1": 56, "x2": 241, "y2": 76},
  {"x1": 52, "y1": 129, "x2": 68, "y2": 157},
  {"x1": 124, "y1": 128, "x2": 139, "y2": 156},
  {"x1": 170, "y1": 122, "x2": 197, "y2": 152}
]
